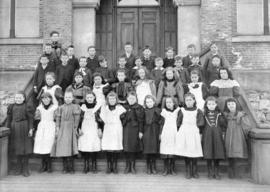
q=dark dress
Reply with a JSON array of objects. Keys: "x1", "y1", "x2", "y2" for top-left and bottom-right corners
[
  {"x1": 6, "y1": 103, "x2": 34, "y2": 155},
  {"x1": 202, "y1": 111, "x2": 227, "y2": 159},
  {"x1": 86, "y1": 56, "x2": 99, "y2": 73},
  {"x1": 66, "y1": 83, "x2": 91, "y2": 105},
  {"x1": 110, "y1": 81, "x2": 134, "y2": 104},
  {"x1": 142, "y1": 107, "x2": 163, "y2": 154},
  {"x1": 182, "y1": 55, "x2": 192, "y2": 68},
  {"x1": 95, "y1": 67, "x2": 115, "y2": 84},
  {"x1": 224, "y1": 112, "x2": 250, "y2": 158},
  {"x1": 150, "y1": 67, "x2": 164, "y2": 89},
  {"x1": 75, "y1": 67, "x2": 93, "y2": 87},
  {"x1": 56, "y1": 63, "x2": 77, "y2": 92},
  {"x1": 163, "y1": 58, "x2": 175, "y2": 68},
  {"x1": 68, "y1": 56, "x2": 80, "y2": 71},
  {"x1": 121, "y1": 53, "x2": 136, "y2": 70},
  {"x1": 142, "y1": 57, "x2": 155, "y2": 72},
  {"x1": 121, "y1": 103, "x2": 145, "y2": 152}
]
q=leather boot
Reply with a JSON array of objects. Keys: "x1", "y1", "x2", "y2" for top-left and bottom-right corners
[
  {"x1": 113, "y1": 155, "x2": 118, "y2": 174},
  {"x1": 207, "y1": 160, "x2": 213, "y2": 179},
  {"x1": 185, "y1": 159, "x2": 191, "y2": 179},
  {"x1": 22, "y1": 156, "x2": 30, "y2": 177},
  {"x1": 15, "y1": 156, "x2": 23, "y2": 175},
  {"x1": 69, "y1": 157, "x2": 75, "y2": 174},
  {"x1": 62, "y1": 158, "x2": 68, "y2": 174},
  {"x1": 38, "y1": 156, "x2": 46, "y2": 173},
  {"x1": 151, "y1": 159, "x2": 157, "y2": 174},
  {"x1": 47, "y1": 156, "x2": 52, "y2": 173},
  {"x1": 170, "y1": 159, "x2": 176, "y2": 175},
  {"x1": 106, "y1": 159, "x2": 111, "y2": 174},
  {"x1": 131, "y1": 160, "x2": 136, "y2": 174},
  {"x1": 83, "y1": 158, "x2": 89, "y2": 174},
  {"x1": 162, "y1": 159, "x2": 168, "y2": 176},
  {"x1": 146, "y1": 159, "x2": 151, "y2": 174},
  {"x1": 214, "y1": 160, "x2": 221, "y2": 180},
  {"x1": 192, "y1": 159, "x2": 199, "y2": 178},
  {"x1": 124, "y1": 160, "x2": 130, "y2": 174},
  {"x1": 92, "y1": 158, "x2": 97, "y2": 174}
]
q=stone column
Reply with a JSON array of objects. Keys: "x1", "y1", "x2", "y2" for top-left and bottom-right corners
[
  {"x1": 72, "y1": 0, "x2": 100, "y2": 57},
  {"x1": 174, "y1": 0, "x2": 201, "y2": 56}
]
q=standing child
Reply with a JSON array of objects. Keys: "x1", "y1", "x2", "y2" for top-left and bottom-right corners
[
  {"x1": 6, "y1": 92, "x2": 34, "y2": 177},
  {"x1": 97, "y1": 91, "x2": 126, "y2": 174},
  {"x1": 67, "y1": 45, "x2": 80, "y2": 70},
  {"x1": 121, "y1": 42, "x2": 136, "y2": 70},
  {"x1": 174, "y1": 55, "x2": 190, "y2": 85},
  {"x1": 75, "y1": 56, "x2": 93, "y2": 87},
  {"x1": 223, "y1": 98, "x2": 250, "y2": 178},
  {"x1": 86, "y1": 46, "x2": 99, "y2": 73},
  {"x1": 33, "y1": 92, "x2": 58, "y2": 173},
  {"x1": 182, "y1": 44, "x2": 196, "y2": 68},
  {"x1": 130, "y1": 56, "x2": 144, "y2": 83},
  {"x1": 111, "y1": 69, "x2": 133, "y2": 105},
  {"x1": 210, "y1": 67, "x2": 240, "y2": 111},
  {"x1": 50, "y1": 31, "x2": 63, "y2": 62},
  {"x1": 160, "y1": 96, "x2": 181, "y2": 176},
  {"x1": 92, "y1": 73, "x2": 110, "y2": 108},
  {"x1": 150, "y1": 57, "x2": 165, "y2": 89},
  {"x1": 52, "y1": 91, "x2": 81, "y2": 174},
  {"x1": 78, "y1": 92, "x2": 102, "y2": 174},
  {"x1": 43, "y1": 43, "x2": 57, "y2": 72},
  {"x1": 66, "y1": 72, "x2": 91, "y2": 105},
  {"x1": 135, "y1": 67, "x2": 156, "y2": 106},
  {"x1": 163, "y1": 47, "x2": 175, "y2": 68},
  {"x1": 37, "y1": 72, "x2": 63, "y2": 106},
  {"x1": 156, "y1": 67, "x2": 184, "y2": 107},
  {"x1": 202, "y1": 96, "x2": 227, "y2": 179},
  {"x1": 113, "y1": 56, "x2": 131, "y2": 82},
  {"x1": 188, "y1": 54, "x2": 204, "y2": 82},
  {"x1": 95, "y1": 55, "x2": 114, "y2": 84},
  {"x1": 175, "y1": 93, "x2": 204, "y2": 179},
  {"x1": 142, "y1": 46, "x2": 155, "y2": 72},
  {"x1": 121, "y1": 91, "x2": 144, "y2": 174},
  {"x1": 141, "y1": 95, "x2": 163, "y2": 174},
  {"x1": 186, "y1": 70, "x2": 208, "y2": 111}
]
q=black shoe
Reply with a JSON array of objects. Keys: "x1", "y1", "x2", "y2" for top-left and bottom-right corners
[
  {"x1": 151, "y1": 160, "x2": 157, "y2": 175},
  {"x1": 214, "y1": 166, "x2": 221, "y2": 180},
  {"x1": 62, "y1": 159, "x2": 68, "y2": 174},
  {"x1": 124, "y1": 160, "x2": 130, "y2": 174},
  {"x1": 69, "y1": 158, "x2": 75, "y2": 174},
  {"x1": 146, "y1": 161, "x2": 151, "y2": 175},
  {"x1": 22, "y1": 157, "x2": 30, "y2": 177},
  {"x1": 131, "y1": 160, "x2": 136, "y2": 174},
  {"x1": 92, "y1": 160, "x2": 97, "y2": 174},
  {"x1": 162, "y1": 160, "x2": 168, "y2": 176},
  {"x1": 47, "y1": 157, "x2": 53, "y2": 173},
  {"x1": 106, "y1": 160, "x2": 111, "y2": 174},
  {"x1": 83, "y1": 159, "x2": 89, "y2": 174},
  {"x1": 113, "y1": 160, "x2": 118, "y2": 174},
  {"x1": 185, "y1": 163, "x2": 191, "y2": 179}
]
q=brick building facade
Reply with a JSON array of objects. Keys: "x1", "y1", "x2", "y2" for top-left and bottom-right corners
[{"x1": 0, "y1": 0, "x2": 270, "y2": 69}]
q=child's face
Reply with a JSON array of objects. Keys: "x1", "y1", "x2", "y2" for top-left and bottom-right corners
[
  {"x1": 108, "y1": 96, "x2": 117, "y2": 106},
  {"x1": 165, "y1": 70, "x2": 174, "y2": 80},
  {"x1": 145, "y1": 98, "x2": 154, "y2": 108},
  {"x1": 88, "y1": 48, "x2": 96, "y2": 57},
  {"x1": 118, "y1": 58, "x2": 126, "y2": 68},
  {"x1": 220, "y1": 69, "x2": 229, "y2": 80},
  {"x1": 79, "y1": 58, "x2": 87, "y2": 68},
  {"x1": 100, "y1": 60, "x2": 107, "y2": 68},
  {"x1": 210, "y1": 44, "x2": 218, "y2": 54},
  {"x1": 143, "y1": 49, "x2": 151, "y2": 58},
  {"x1": 61, "y1": 55, "x2": 69, "y2": 65},
  {"x1": 51, "y1": 33, "x2": 59, "y2": 42},
  {"x1": 44, "y1": 46, "x2": 52, "y2": 54},
  {"x1": 227, "y1": 101, "x2": 236, "y2": 112},
  {"x1": 67, "y1": 48, "x2": 74, "y2": 56},
  {"x1": 165, "y1": 98, "x2": 174, "y2": 110},
  {"x1": 207, "y1": 100, "x2": 217, "y2": 111},
  {"x1": 174, "y1": 60, "x2": 183, "y2": 68},
  {"x1": 155, "y1": 60, "x2": 163, "y2": 68},
  {"x1": 46, "y1": 75, "x2": 55, "y2": 86},
  {"x1": 14, "y1": 94, "x2": 25, "y2": 104},
  {"x1": 135, "y1": 59, "x2": 142, "y2": 67},
  {"x1": 138, "y1": 69, "x2": 146, "y2": 79},
  {"x1": 212, "y1": 57, "x2": 221, "y2": 67},
  {"x1": 117, "y1": 72, "x2": 126, "y2": 82},
  {"x1": 64, "y1": 92, "x2": 73, "y2": 104},
  {"x1": 94, "y1": 76, "x2": 102, "y2": 86},
  {"x1": 74, "y1": 75, "x2": 83, "y2": 84},
  {"x1": 124, "y1": 45, "x2": 133, "y2": 53},
  {"x1": 40, "y1": 57, "x2": 49, "y2": 65},
  {"x1": 191, "y1": 57, "x2": 199, "y2": 64},
  {"x1": 85, "y1": 94, "x2": 95, "y2": 104},
  {"x1": 166, "y1": 50, "x2": 174, "y2": 58},
  {"x1": 42, "y1": 97, "x2": 51, "y2": 106},
  {"x1": 127, "y1": 95, "x2": 137, "y2": 105},
  {"x1": 190, "y1": 74, "x2": 199, "y2": 83},
  {"x1": 185, "y1": 96, "x2": 195, "y2": 108},
  {"x1": 187, "y1": 47, "x2": 195, "y2": 55}
]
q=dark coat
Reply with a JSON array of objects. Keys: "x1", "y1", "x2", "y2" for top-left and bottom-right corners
[
  {"x1": 68, "y1": 56, "x2": 80, "y2": 71},
  {"x1": 142, "y1": 57, "x2": 155, "y2": 72},
  {"x1": 56, "y1": 63, "x2": 77, "y2": 92},
  {"x1": 6, "y1": 103, "x2": 34, "y2": 155},
  {"x1": 182, "y1": 55, "x2": 192, "y2": 68},
  {"x1": 202, "y1": 111, "x2": 227, "y2": 159},
  {"x1": 95, "y1": 67, "x2": 115, "y2": 84},
  {"x1": 174, "y1": 67, "x2": 190, "y2": 84},
  {"x1": 121, "y1": 103, "x2": 145, "y2": 152},
  {"x1": 150, "y1": 67, "x2": 164, "y2": 89},
  {"x1": 163, "y1": 58, "x2": 175, "y2": 68},
  {"x1": 142, "y1": 107, "x2": 163, "y2": 154},
  {"x1": 66, "y1": 84, "x2": 91, "y2": 105},
  {"x1": 86, "y1": 56, "x2": 99, "y2": 73},
  {"x1": 33, "y1": 64, "x2": 56, "y2": 93},
  {"x1": 121, "y1": 53, "x2": 136, "y2": 70},
  {"x1": 110, "y1": 81, "x2": 134, "y2": 103},
  {"x1": 75, "y1": 68, "x2": 93, "y2": 87}
]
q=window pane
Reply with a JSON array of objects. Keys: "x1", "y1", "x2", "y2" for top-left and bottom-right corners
[
  {"x1": 0, "y1": 0, "x2": 11, "y2": 38},
  {"x1": 15, "y1": 0, "x2": 39, "y2": 37},
  {"x1": 237, "y1": 0, "x2": 264, "y2": 35},
  {"x1": 118, "y1": 0, "x2": 159, "y2": 6}
]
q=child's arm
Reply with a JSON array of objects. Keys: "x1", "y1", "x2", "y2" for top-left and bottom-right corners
[
  {"x1": 135, "y1": 106, "x2": 145, "y2": 139},
  {"x1": 156, "y1": 81, "x2": 164, "y2": 105},
  {"x1": 176, "y1": 82, "x2": 184, "y2": 106},
  {"x1": 73, "y1": 104, "x2": 81, "y2": 131},
  {"x1": 26, "y1": 104, "x2": 35, "y2": 137},
  {"x1": 149, "y1": 80, "x2": 157, "y2": 98},
  {"x1": 209, "y1": 82, "x2": 219, "y2": 97},
  {"x1": 196, "y1": 109, "x2": 205, "y2": 134},
  {"x1": 33, "y1": 68, "x2": 39, "y2": 93},
  {"x1": 233, "y1": 82, "x2": 241, "y2": 98},
  {"x1": 184, "y1": 69, "x2": 190, "y2": 84},
  {"x1": 55, "y1": 107, "x2": 62, "y2": 135},
  {"x1": 176, "y1": 109, "x2": 183, "y2": 131},
  {"x1": 159, "y1": 110, "x2": 165, "y2": 139},
  {"x1": 95, "y1": 107, "x2": 104, "y2": 132},
  {"x1": 6, "y1": 104, "x2": 13, "y2": 128},
  {"x1": 218, "y1": 113, "x2": 227, "y2": 133},
  {"x1": 55, "y1": 86, "x2": 64, "y2": 105},
  {"x1": 202, "y1": 83, "x2": 209, "y2": 100}
]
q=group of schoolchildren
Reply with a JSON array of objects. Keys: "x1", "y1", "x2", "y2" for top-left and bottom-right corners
[{"x1": 6, "y1": 31, "x2": 251, "y2": 180}]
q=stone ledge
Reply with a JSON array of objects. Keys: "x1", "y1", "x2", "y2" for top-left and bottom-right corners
[
  {"x1": 250, "y1": 128, "x2": 270, "y2": 139},
  {"x1": 0, "y1": 38, "x2": 43, "y2": 45},
  {"x1": 232, "y1": 35, "x2": 270, "y2": 43},
  {"x1": 0, "y1": 127, "x2": 10, "y2": 137},
  {"x1": 72, "y1": 0, "x2": 100, "y2": 8},
  {"x1": 173, "y1": 0, "x2": 201, "y2": 6}
]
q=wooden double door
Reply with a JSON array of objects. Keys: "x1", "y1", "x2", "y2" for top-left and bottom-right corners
[
  {"x1": 117, "y1": 7, "x2": 160, "y2": 57},
  {"x1": 96, "y1": 0, "x2": 177, "y2": 67}
]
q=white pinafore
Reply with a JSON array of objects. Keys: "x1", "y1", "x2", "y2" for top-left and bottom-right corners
[
  {"x1": 188, "y1": 82, "x2": 205, "y2": 111},
  {"x1": 34, "y1": 104, "x2": 57, "y2": 154},
  {"x1": 136, "y1": 81, "x2": 152, "y2": 106},
  {"x1": 160, "y1": 107, "x2": 180, "y2": 155},
  {"x1": 175, "y1": 108, "x2": 203, "y2": 157},
  {"x1": 93, "y1": 84, "x2": 107, "y2": 108},
  {"x1": 78, "y1": 104, "x2": 101, "y2": 152},
  {"x1": 100, "y1": 105, "x2": 126, "y2": 151}
]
